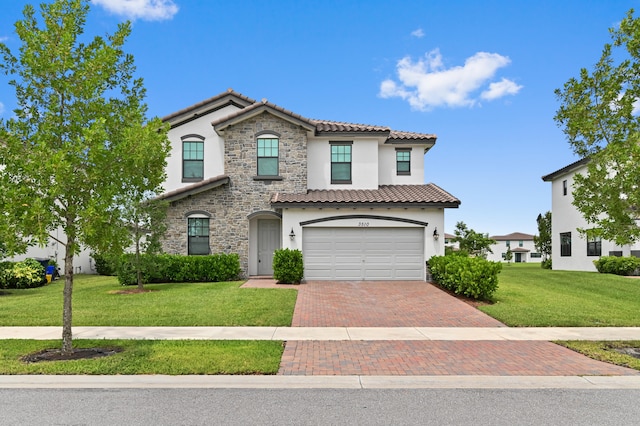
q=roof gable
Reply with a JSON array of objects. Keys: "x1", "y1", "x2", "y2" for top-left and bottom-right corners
[{"x1": 162, "y1": 89, "x2": 255, "y2": 128}]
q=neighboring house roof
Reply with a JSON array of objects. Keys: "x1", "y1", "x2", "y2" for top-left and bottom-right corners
[
  {"x1": 444, "y1": 233, "x2": 455, "y2": 239},
  {"x1": 271, "y1": 184, "x2": 460, "y2": 208},
  {"x1": 157, "y1": 175, "x2": 230, "y2": 202},
  {"x1": 541, "y1": 157, "x2": 590, "y2": 181},
  {"x1": 510, "y1": 247, "x2": 530, "y2": 253},
  {"x1": 491, "y1": 232, "x2": 535, "y2": 241}
]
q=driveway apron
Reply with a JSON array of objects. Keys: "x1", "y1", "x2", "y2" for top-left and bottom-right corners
[{"x1": 278, "y1": 281, "x2": 639, "y2": 376}]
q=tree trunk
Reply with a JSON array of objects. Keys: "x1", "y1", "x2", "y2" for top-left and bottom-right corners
[
  {"x1": 61, "y1": 240, "x2": 74, "y2": 355},
  {"x1": 136, "y1": 234, "x2": 143, "y2": 290}
]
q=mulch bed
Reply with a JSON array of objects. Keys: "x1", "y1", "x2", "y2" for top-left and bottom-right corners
[{"x1": 21, "y1": 347, "x2": 123, "y2": 363}]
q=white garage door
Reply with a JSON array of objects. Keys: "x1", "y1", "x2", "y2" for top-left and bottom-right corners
[{"x1": 302, "y1": 227, "x2": 424, "y2": 280}]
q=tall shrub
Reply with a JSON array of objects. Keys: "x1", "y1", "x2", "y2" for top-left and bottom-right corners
[
  {"x1": 428, "y1": 255, "x2": 502, "y2": 300},
  {"x1": 272, "y1": 249, "x2": 304, "y2": 284}
]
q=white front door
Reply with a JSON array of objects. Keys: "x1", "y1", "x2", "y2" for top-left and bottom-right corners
[{"x1": 257, "y1": 219, "x2": 281, "y2": 275}]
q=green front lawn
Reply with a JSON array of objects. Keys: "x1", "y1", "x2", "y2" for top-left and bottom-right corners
[
  {"x1": 0, "y1": 275, "x2": 297, "y2": 326},
  {"x1": 479, "y1": 263, "x2": 640, "y2": 326},
  {"x1": 0, "y1": 339, "x2": 283, "y2": 375}
]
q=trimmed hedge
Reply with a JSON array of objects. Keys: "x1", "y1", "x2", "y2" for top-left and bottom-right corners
[
  {"x1": 428, "y1": 254, "x2": 502, "y2": 300},
  {"x1": 593, "y1": 256, "x2": 640, "y2": 276},
  {"x1": 272, "y1": 248, "x2": 304, "y2": 284},
  {"x1": 116, "y1": 253, "x2": 241, "y2": 285},
  {"x1": 0, "y1": 259, "x2": 46, "y2": 289},
  {"x1": 92, "y1": 252, "x2": 118, "y2": 276}
]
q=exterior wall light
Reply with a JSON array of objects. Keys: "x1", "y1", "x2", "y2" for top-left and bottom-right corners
[
  {"x1": 433, "y1": 227, "x2": 439, "y2": 240},
  {"x1": 289, "y1": 228, "x2": 296, "y2": 240}
]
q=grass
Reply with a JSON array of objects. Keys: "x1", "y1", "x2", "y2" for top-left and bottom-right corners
[
  {"x1": 0, "y1": 339, "x2": 283, "y2": 374},
  {"x1": 0, "y1": 275, "x2": 297, "y2": 326},
  {"x1": 556, "y1": 340, "x2": 640, "y2": 371},
  {"x1": 479, "y1": 263, "x2": 640, "y2": 326}
]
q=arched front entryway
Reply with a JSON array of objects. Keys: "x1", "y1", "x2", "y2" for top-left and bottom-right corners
[{"x1": 248, "y1": 211, "x2": 282, "y2": 276}]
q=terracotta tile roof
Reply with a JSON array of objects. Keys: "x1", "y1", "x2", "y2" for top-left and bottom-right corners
[
  {"x1": 510, "y1": 247, "x2": 531, "y2": 253},
  {"x1": 490, "y1": 232, "x2": 535, "y2": 241},
  {"x1": 312, "y1": 120, "x2": 436, "y2": 143},
  {"x1": 271, "y1": 184, "x2": 460, "y2": 207},
  {"x1": 157, "y1": 175, "x2": 229, "y2": 202}
]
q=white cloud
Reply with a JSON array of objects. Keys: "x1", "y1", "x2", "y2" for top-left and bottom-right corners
[
  {"x1": 411, "y1": 28, "x2": 425, "y2": 38},
  {"x1": 92, "y1": 0, "x2": 179, "y2": 21},
  {"x1": 481, "y1": 78, "x2": 523, "y2": 100},
  {"x1": 633, "y1": 99, "x2": 640, "y2": 116},
  {"x1": 379, "y1": 49, "x2": 522, "y2": 110},
  {"x1": 0, "y1": 102, "x2": 4, "y2": 116}
]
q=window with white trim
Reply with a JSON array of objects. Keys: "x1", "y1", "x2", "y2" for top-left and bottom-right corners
[
  {"x1": 331, "y1": 142, "x2": 352, "y2": 183},
  {"x1": 183, "y1": 137, "x2": 204, "y2": 181}
]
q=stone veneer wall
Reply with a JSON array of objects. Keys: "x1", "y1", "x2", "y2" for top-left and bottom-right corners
[{"x1": 163, "y1": 112, "x2": 308, "y2": 276}]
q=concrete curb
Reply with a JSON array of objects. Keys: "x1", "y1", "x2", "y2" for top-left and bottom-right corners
[{"x1": 1, "y1": 375, "x2": 640, "y2": 389}]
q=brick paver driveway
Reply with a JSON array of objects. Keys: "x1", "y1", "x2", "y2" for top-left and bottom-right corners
[{"x1": 278, "y1": 281, "x2": 639, "y2": 376}]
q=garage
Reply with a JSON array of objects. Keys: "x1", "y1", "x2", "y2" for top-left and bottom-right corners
[{"x1": 302, "y1": 227, "x2": 425, "y2": 280}]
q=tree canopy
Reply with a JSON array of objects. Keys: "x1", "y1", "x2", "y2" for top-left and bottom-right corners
[
  {"x1": 451, "y1": 221, "x2": 496, "y2": 258},
  {"x1": 0, "y1": 0, "x2": 170, "y2": 353},
  {"x1": 554, "y1": 8, "x2": 640, "y2": 245},
  {"x1": 534, "y1": 211, "x2": 552, "y2": 262}
]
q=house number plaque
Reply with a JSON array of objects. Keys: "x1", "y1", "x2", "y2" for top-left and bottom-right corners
[{"x1": 358, "y1": 222, "x2": 370, "y2": 227}]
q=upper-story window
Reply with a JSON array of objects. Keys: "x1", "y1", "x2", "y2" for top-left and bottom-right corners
[
  {"x1": 506, "y1": 241, "x2": 510, "y2": 247},
  {"x1": 396, "y1": 149, "x2": 411, "y2": 176},
  {"x1": 257, "y1": 137, "x2": 279, "y2": 176},
  {"x1": 562, "y1": 179, "x2": 568, "y2": 196},
  {"x1": 519, "y1": 240, "x2": 523, "y2": 247},
  {"x1": 331, "y1": 142, "x2": 352, "y2": 184},
  {"x1": 182, "y1": 135, "x2": 204, "y2": 182}
]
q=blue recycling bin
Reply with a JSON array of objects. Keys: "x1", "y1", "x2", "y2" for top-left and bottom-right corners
[{"x1": 45, "y1": 265, "x2": 56, "y2": 283}]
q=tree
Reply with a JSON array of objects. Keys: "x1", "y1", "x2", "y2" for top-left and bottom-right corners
[
  {"x1": 504, "y1": 246, "x2": 513, "y2": 264},
  {"x1": 555, "y1": 8, "x2": 640, "y2": 245},
  {"x1": 452, "y1": 221, "x2": 496, "y2": 258},
  {"x1": 534, "y1": 211, "x2": 552, "y2": 262},
  {"x1": 0, "y1": 0, "x2": 170, "y2": 354},
  {"x1": 121, "y1": 196, "x2": 168, "y2": 290}
]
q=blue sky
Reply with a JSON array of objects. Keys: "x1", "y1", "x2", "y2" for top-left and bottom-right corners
[{"x1": 1, "y1": 0, "x2": 637, "y2": 235}]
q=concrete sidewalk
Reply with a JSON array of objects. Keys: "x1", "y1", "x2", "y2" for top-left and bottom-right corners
[{"x1": 2, "y1": 326, "x2": 640, "y2": 341}]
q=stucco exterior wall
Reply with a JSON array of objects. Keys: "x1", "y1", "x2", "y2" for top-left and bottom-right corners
[
  {"x1": 164, "y1": 104, "x2": 241, "y2": 193},
  {"x1": 378, "y1": 145, "x2": 425, "y2": 185},
  {"x1": 307, "y1": 138, "x2": 380, "y2": 190},
  {"x1": 549, "y1": 164, "x2": 640, "y2": 271}
]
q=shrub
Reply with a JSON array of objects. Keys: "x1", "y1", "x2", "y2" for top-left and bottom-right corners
[
  {"x1": 594, "y1": 256, "x2": 640, "y2": 276},
  {"x1": 116, "y1": 253, "x2": 241, "y2": 285},
  {"x1": 272, "y1": 249, "x2": 304, "y2": 284},
  {"x1": 428, "y1": 254, "x2": 502, "y2": 300},
  {"x1": 0, "y1": 259, "x2": 46, "y2": 289},
  {"x1": 541, "y1": 258, "x2": 552, "y2": 270},
  {"x1": 92, "y1": 252, "x2": 118, "y2": 276}
]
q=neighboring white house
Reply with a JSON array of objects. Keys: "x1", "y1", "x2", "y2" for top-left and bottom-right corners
[
  {"x1": 6, "y1": 228, "x2": 95, "y2": 274},
  {"x1": 487, "y1": 232, "x2": 542, "y2": 263},
  {"x1": 157, "y1": 89, "x2": 460, "y2": 280},
  {"x1": 542, "y1": 158, "x2": 640, "y2": 271}
]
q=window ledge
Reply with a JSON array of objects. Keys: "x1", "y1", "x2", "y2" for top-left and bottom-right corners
[
  {"x1": 183, "y1": 177, "x2": 204, "y2": 183},
  {"x1": 253, "y1": 175, "x2": 283, "y2": 181},
  {"x1": 331, "y1": 181, "x2": 352, "y2": 185}
]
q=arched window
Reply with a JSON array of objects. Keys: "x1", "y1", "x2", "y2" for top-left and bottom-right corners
[
  {"x1": 257, "y1": 134, "x2": 279, "y2": 176},
  {"x1": 187, "y1": 212, "x2": 210, "y2": 255},
  {"x1": 182, "y1": 134, "x2": 205, "y2": 182}
]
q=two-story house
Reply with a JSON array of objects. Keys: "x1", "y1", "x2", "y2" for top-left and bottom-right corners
[
  {"x1": 542, "y1": 158, "x2": 640, "y2": 271},
  {"x1": 158, "y1": 89, "x2": 460, "y2": 280},
  {"x1": 486, "y1": 232, "x2": 541, "y2": 263}
]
